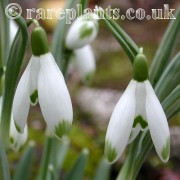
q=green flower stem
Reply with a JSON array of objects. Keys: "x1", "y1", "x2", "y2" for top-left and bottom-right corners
[
  {"x1": 0, "y1": 140, "x2": 10, "y2": 180},
  {"x1": 79, "y1": 0, "x2": 89, "y2": 15},
  {"x1": 102, "y1": 18, "x2": 135, "y2": 63},
  {"x1": 37, "y1": 137, "x2": 54, "y2": 180},
  {"x1": 106, "y1": 17, "x2": 139, "y2": 56},
  {"x1": 0, "y1": 14, "x2": 28, "y2": 148},
  {"x1": 99, "y1": 10, "x2": 139, "y2": 63}
]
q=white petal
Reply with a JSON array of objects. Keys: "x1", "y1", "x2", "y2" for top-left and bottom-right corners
[
  {"x1": 145, "y1": 80, "x2": 170, "y2": 162},
  {"x1": 65, "y1": 13, "x2": 99, "y2": 49},
  {"x1": 105, "y1": 80, "x2": 136, "y2": 163},
  {"x1": 73, "y1": 45, "x2": 96, "y2": 83},
  {"x1": 9, "y1": 117, "x2": 28, "y2": 152},
  {"x1": 128, "y1": 125, "x2": 141, "y2": 144},
  {"x1": 29, "y1": 56, "x2": 40, "y2": 105},
  {"x1": 12, "y1": 61, "x2": 31, "y2": 133},
  {"x1": 38, "y1": 53, "x2": 73, "y2": 138}
]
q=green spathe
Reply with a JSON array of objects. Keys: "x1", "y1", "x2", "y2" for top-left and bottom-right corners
[
  {"x1": 105, "y1": 140, "x2": 117, "y2": 163},
  {"x1": 133, "y1": 53, "x2": 149, "y2": 82},
  {"x1": 31, "y1": 26, "x2": 49, "y2": 56}
]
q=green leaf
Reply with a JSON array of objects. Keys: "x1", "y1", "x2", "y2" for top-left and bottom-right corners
[
  {"x1": 0, "y1": 141, "x2": 10, "y2": 180},
  {"x1": 150, "y1": 7, "x2": 180, "y2": 86},
  {"x1": 51, "y1": 0, "x2": 78, "y2": 68},
  {"x1": 0, "y1": 15, "x2": 28, "y2": 148},
  {"x1": 162, "y1": 85, "x2": 180, "y2": 119},
  {"x1": 13, "y1": 141, "x2": 35, "y2": 180},
  {"x1": 65, "y1": 149, "x2": 89, "y2": 180},
  {"x1": 0, "y1": 0, "x2": 10, "y2": 65},
  {"x1": 155, "y1": 53, "x2": 180, "y2": 101},
  {"x1": 94, "y1": 159, "x2": 111, "y2": 180}
]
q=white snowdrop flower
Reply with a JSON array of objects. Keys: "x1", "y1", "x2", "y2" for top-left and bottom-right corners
[
  {"x1": 105, "y1": 52, "x2": 170, "y2": 163},
  {"x1": 12, "y1": 26, "x2": 73, "y2": 138},
  {"x1": 65, "y1": 13, "x2": 99, "y2": 49},
  {"x1": 73, "y1": 45, "x2": 96, "y2": 83},
  {"x1": 9, "y1": 118, "x2": 28, "y2": 152}
]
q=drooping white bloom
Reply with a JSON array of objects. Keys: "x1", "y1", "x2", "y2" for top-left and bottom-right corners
[
  {"x1": 13, "y1": 53, "x2": 73, "y2": 138},
  {"x1": 72, "y1": 45, "x2": 96, "y2": 83},
  {"x1": 105, "y1": 79, "x2": 170, "y2": 163},
  {"x1": 65, "y1": 13, "x2": 99, "y2": 49},
  {"x1": 9, "y1": 118, "x2": 28, "y2": 152}
]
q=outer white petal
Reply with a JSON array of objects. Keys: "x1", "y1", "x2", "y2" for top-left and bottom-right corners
[
  {"x1": 105, "y1": 80, "x2": 136, "y2": 163},
  {"x1": 12, "y1": 61, "x2": 31, "y2": 133},
  {"x1": 29, "y1": 56, "x2": 40, "y2": 105},
  {"x1": 134, "y1": 82, "x2": 148, "y2": 131},
  {"x1": 73, "y1": 45, "x2": 96, "y2": 83},
  {"x1": 10, "y1": 20, "x2": 18, "y2": 46},
  {"x1": 145, "y1": 80, "x2": 170, "y2": 162},
  {"x1": 9, "y1": 117, "x2": 28, "y2": 152},
  {"x1": 38, "y1": 53, "x2": 73, "y2": 138},
  {"x1": 65, "y1": 13, "x2": 99, "y2": 49}
]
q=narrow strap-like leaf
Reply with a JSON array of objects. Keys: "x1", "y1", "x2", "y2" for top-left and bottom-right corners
[
  {"x1": 79, "y1": 0, "x2": 89, "y2": 14},
  {"x1": 94, "y1": 158, "x2": 111, "y2": 180},
  {"x1": 65, "y1": 149, "x2": 89, "y2": 180},
  {"x1": 155, "y1": 53, "x2": 180, "y2": 101},
  {"x1": 13, "y1": 141, "x2": 35, "y2": 180},
  {"x1": 162, "y1": 85, "x2": 180, "y2": 119},
  {"x1": 0, "y1": 141, "x2": 10, "y2": 180},
  {"x1": 0, "y1": 0, "x2": 10, "y2": 65},
  {"x1": 150, "y1": 7, "x2": 180, "y2": 86},
  {"x1": 0, "y1": 14, "x2": 28, "y2": 148}
]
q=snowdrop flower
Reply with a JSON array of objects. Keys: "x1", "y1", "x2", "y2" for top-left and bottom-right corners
[
  {"x1": 105, "y1": 51, "x2": 170, "y2": 163},
  {"x1": 13, "y1": 26, "x2": 73, "y2": 138},
  {"x1": 65, "y1": 13, "x2": 99, "y2": 49},
  {"x1": 72, "y1": 45, "x2": 96, "y2": 83},
  {"x1": 9, "y1": 118, "x2": 28, "y2": 152}
]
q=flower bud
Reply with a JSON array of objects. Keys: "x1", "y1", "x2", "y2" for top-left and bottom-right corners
[{"x1": 65, "y1": 13, "x2": 99, "y2": 49}]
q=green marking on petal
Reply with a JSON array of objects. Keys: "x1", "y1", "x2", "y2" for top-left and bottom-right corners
[
  {"x1": 54, "y1": 121, "x2": 71, "y2": 138},
  {"x1": 10, "y1": 137, "x2": 14, "y2": 144},
  {"x1": 14, "y1": 122, "x2": 21, "y2": 133},
  {"x1": 30, "y1": 90, "x2": 38, "y2": 105},
  {"x1": 133, "y1": 115, "x2": 148, "y2": 129},
  {"x1": 84, "y1": 71, "x2": 95, "y2": 85},
  {"x1": 79, "y1": 23, "x2": 93, "y2": 39},
  {"x1": 104, "y1": 140, "x2": 117, "y2": 163},
  {"x1": 161, "y1": 137, "x2": 170, "y2": 162}
]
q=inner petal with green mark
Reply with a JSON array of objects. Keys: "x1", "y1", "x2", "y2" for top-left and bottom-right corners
[
  {"x1": 54, "y1": 121, "x2": 71, "y2": 138},
  {"x1": 30, "y1": 90, "x2": 38, "y2": 106},
  {"x1": 104, "y1": 140, "x2": 117, "y2": 163},
  {"x1": 133, "y1": 115, "x2": 148, "y2": 130},
  {"x1": 79, "y1": 23, "x2": 93, "y2": 39}
]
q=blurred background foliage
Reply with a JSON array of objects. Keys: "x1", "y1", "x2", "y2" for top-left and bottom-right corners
[{"x1": 7, "y1": 0, "x2": 180, "y2": 179}]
